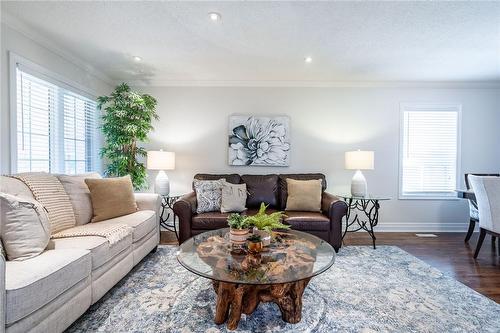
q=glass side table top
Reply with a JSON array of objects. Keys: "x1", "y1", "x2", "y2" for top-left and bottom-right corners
[
  {"x1": 177, "y1": 228, "x2": 335, "y2": 285},
  {"x1": 334, "y1": 194, "x2": 391, "y2": 201}
]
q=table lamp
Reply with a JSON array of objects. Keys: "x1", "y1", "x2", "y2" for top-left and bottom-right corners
[
  {"x1": 345, "y1": 150, "x2": 374, "y2": 197},
  {"x1": 147, "y1": 150, "x2": 175, "y2": 195}
]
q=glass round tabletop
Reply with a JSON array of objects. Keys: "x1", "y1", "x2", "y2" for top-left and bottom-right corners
[{"x1": 177, "y1": 228, "x2": 335, "y2": 285}]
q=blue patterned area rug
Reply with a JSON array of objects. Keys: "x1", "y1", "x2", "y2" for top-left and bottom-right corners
[{"x1": 67, "y1": 246, "x2": 500, "y2": 333}]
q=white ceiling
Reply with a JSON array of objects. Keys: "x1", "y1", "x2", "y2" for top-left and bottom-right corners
[{"x1": 2, "y1": 1, "x2": 500, "y2": 86}]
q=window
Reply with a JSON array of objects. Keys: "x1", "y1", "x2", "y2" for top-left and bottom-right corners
[
  {"x1": 14, "y1": 63, "x2": 100, "y2": 174},
  {"x1": 399, "y1": 104, "x2": 461, "y2": 199}
]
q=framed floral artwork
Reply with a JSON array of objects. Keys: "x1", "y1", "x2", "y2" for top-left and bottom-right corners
[{"x1": 228, "y1": 116, "x2": 290, "y2": 166}]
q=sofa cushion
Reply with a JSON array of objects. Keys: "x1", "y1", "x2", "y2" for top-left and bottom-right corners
[
  {"x1": 283, "y1": 211, "x2": 330, "y2": 231},
  {"x1": 0, "y1": 176, "x2": 34, "y2": 199},
  {"x1": 279, "y1": 174, "x2": 327, "y2": 209},
  {"x1": 5, "y1": 249, "x2": 91, "y2": 325},
  {"x1": 241, "y1": 174, "x2": 279, "y2": 208},
  {"x1": 48, "y1": 234, "x2": 132, "y2": 270},
  {"x1": 192, "y1": 208, "x2": 280, "y2": 230},
  {"x1": 192, "y1": 212, "x2": 231, "y2": 230},
  {"x1": 194, "y1": 173, "x2": 241, "y2": 185},
  {"x1": 57, "y1": 173, "x2": 101, "y2": 226},
  {"x1": 98, "y1": 210, "x2": 156, "y2": 242}
]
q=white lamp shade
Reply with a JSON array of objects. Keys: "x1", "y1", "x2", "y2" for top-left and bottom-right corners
[
  {"x1": 345, "y1": 150, "x2": 374, "y2": 170},
  {"x1": 147, "y1": 151, "x2": 175, "y2": 170}
]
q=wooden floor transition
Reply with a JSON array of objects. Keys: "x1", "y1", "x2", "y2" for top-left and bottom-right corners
[{"x1": 160, "y1": 231, "x2": 500, "y2": 303}]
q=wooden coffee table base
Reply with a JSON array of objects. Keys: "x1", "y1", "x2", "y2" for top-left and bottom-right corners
[{"x1": 212, "y1": 278, "x2": 311, "y2": 330}]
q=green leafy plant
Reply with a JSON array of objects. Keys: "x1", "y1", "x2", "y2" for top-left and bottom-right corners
[
  {"x1": 244, "y1": 203, "x2": 290, "y2": 233},
  {"x1": 227, "y1": 213, "x2": 249, "y2": 230},
  {"x1": 97, "y1": 83, "x2": 158, "y2": 190},
  {"x1": 247, "y1": 234, "x2": 262, "y2": 243}
]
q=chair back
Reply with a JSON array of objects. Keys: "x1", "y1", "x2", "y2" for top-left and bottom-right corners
[
  {"x1": 469, "y1": 176, "x2": 500, "y2": 233},
  {"x1": 465, "y1": 173, "x2": 500, "y2": 190}
]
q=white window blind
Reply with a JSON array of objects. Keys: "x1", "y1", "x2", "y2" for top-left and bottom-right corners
[
  {"x1": 400, "y1": 104, "x2": 460, "y2": 199},
  {"x1": 15, "y1": 65, "x2": 100, "y2": 174}
]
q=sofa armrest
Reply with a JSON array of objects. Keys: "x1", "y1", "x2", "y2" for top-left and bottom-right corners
[
  {"x1": 321, "y1": 192, "x2": 348, "y2": 252},
  {"x1": 134, "y1": 192, "x2": 162, "y2": 217},
  {"x1": 173, "y1": 192, "x2": 197, "y2": 244},
  {"x1": 1, "y1": 253, "x2": 5, "y2": 332}
]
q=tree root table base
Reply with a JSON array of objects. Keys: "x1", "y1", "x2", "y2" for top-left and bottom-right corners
[{"x1": 212, "y1": 278, "x2": 311, "y2": 330}]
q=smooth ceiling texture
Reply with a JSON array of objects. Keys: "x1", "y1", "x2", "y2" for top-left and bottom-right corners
[{"x1": 2, "y1": 1, "x2": 499, "y2": 85}]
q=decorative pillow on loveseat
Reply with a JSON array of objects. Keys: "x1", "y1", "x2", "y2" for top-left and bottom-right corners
[
  {"x1": 285, "y1": 178, "x2": 322, "y2": 212},
  {"x1": 220, "y1": 180, "x2": 247, "y2": 213},
  {"x1": 193, "y1": 179, "x2": 225, "y2": 214},
  {"x1": 85, "y1": 175, "x2": 138, "y2": 222},
  {"x1": 0, "y1": 193, "x2": 50, "y2": 261}
]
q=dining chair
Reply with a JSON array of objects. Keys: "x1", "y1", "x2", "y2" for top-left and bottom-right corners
[
  {"x1": 464, "y1": 173, "x2": 500, "y2": 242},
  {"x1": 468, "y1": 175, "x2": 500, "y2": 258}
]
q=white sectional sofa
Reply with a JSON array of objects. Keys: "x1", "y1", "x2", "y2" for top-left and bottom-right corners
[{"x1": 0, "y1": 175, "x2": 161, "y2": 333}]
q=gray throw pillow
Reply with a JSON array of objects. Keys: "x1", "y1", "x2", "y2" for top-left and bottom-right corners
[
  {"x1": 193, "y1": 179, "x2": 225, "y2": 214},
  {"x1": 221, "y1": 181, "x2": 247, "y2": 213},
  {"x1": 0, "y1": 193, "x2": 50, "y2": 261}
]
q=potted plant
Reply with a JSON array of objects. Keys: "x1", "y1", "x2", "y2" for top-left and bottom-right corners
[
  {"x1": 244, "y1": 202, "x2": 290, "y2": 246},
  {"x1": 246, "y1": 234, "x2": 263, "y2": 253},
  {"x1": 227, "y1": 213, "x2": 250, "y2": 245},
  {"x1": 97, "y1": 83, "x2": 158, "y2": 190}
]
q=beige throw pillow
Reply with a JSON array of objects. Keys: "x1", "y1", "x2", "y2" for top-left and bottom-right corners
[
  {"x1": 0, "y1": 193, "x2": 50, "y2": 261},
  {"x1": 221, "y1": 181, "x2": 247, "y2": 213},
  {"x1": 57, "y1": 172, "x2": 101, "y2": 225},
  {"x1": 285, "y1": 179, "x2": 322, "y2": 212},
  {"x1": 85, "y1": 175, "x2": 137, "y2": 222}
]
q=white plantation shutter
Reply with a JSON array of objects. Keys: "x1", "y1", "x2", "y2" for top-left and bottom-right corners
[
  {"x1": 400, "y1": 104, "x2": 460, "y2": 198},
  {"x1": 15, "y1": 65, "x2": 100, "y2": 174}
]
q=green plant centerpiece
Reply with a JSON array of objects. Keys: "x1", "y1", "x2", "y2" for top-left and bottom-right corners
[
  {"x1": 244, "y1": 203, "x2": 290, "y2": 246},
  {"x1": 97, "y1": 83, "x2": 159, "y2": 190},
  {"x1": 227, "y1": 213, "x2": 250, "y2": 246}
]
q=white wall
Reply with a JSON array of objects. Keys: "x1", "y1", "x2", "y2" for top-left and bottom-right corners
[
  {"x1": 140, "y1": 86, "x2": 500, "y2": 232},
  {"x1": 0, "y1": 22, "x2": 112, "y2": 174}
]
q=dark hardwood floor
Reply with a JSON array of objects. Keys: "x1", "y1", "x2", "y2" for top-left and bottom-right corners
[{"x1": 160, "y1": 231, "x2": 500, "y2": 303}]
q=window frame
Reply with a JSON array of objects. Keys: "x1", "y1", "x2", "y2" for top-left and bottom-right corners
[
  {"x1": 398, "y1": 103, "x2": 462, "y2": 200},
  {"x1": 9, "y1": 52, "x2": 101, "y2": 174}
]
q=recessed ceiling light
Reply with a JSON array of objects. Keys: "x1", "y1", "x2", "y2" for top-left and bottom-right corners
[
  {"x1": 133, "y1": 56, "x2": 142, "y2": 62},
  {"x1": 208, "y1": 12, "x2": 221, "y2": 22},
  {"x1": 304, "y1": 56, "x2": 313, "y2": 63}
]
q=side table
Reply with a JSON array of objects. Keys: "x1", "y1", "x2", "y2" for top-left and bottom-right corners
[
  {"x1": 334, "y1": 194, "x2": 390, "y2": 249},
  {"x1": 160, "y1": 193, "x2": 184, "y2": 241}
]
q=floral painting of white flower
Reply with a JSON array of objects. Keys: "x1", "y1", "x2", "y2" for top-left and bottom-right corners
[{"x1": 228, "y1": 116, "x2": 290, "y2": 166}]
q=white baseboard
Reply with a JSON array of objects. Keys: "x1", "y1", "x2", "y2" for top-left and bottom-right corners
[{"x1": 373, "y1": 222, "x2": 471, "y2": 233}]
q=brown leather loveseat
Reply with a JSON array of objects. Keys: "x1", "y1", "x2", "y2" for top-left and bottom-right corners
[{"x1": 173, "y1": 173, "x2": 348, "y2": 252}]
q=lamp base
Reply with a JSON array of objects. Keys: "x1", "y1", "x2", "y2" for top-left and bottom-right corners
[
  {"x1": 351, "y1": 170, "x2": 367, "y2": 197},
  {"x1": 155, "y1": 170, "x2": 170, "y2": 196}
]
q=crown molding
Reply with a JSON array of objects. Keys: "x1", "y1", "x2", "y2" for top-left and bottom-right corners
[
  {"x1": 127, "y1": 79, "x2": 500, "y2": 89},
  {"x1": 1, "y1": 10, "x2": 114, "y2": 86}
]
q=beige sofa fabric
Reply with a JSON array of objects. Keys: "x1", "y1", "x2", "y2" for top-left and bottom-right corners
[
  {"x1": 56, "y1": 173, "x2": 101, "y2": 226},
  {"x1": 285, "y1": 178, "x2": 323, "y2": 212},
  {"x1": 85, "y1": 175, "x2": 138, "y2": 222},
  {"x1": 0, "y1": 193, "x2": 50, "y2": 261},
  {"x1": 98, "y1": 210, "x2": 156, "y2": 242},
  {"x1": 48, "y1": 234, "x2": 132, "y2": 270},
  {"x1": 5, "y1": 249, "x2": 91, "y2": 325}
]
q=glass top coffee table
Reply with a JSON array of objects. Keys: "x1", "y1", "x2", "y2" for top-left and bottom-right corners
[{"x1": 177, "y1": 228, "x2": 335, "y2": 330}]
